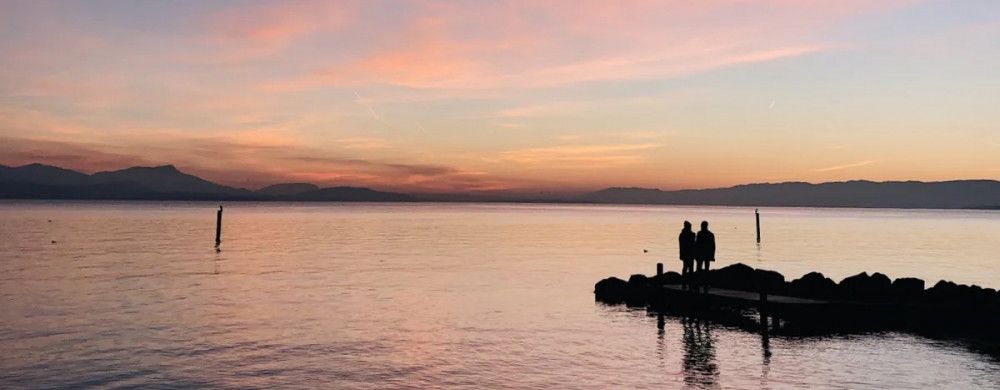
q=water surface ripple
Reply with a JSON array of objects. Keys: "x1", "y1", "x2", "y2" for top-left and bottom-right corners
[{"x1": 1, "y1": 201, "x2": 998, "y2": 389}]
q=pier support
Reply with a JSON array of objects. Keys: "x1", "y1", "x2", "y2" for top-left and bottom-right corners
[
  {"x1": 657, "y1": 263, "x2": 663, "y2": 276},
  {"x1": 215, "y1": 206, "x2": 223, "y2": 246},
  {"x1": 759, "y1": 291, "x2": 769, "y2": 332}
]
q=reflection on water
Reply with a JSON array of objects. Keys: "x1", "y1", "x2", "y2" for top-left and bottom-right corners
[
  {"x1": 682, "y1": 317, "x2": 719, "y2": 389},
  {"x1": 1, "y1": 201, "x2": 999, "y2": 388},
  {"x1": 634, "y1": 307, "x2": 1000, "y2": 389}
]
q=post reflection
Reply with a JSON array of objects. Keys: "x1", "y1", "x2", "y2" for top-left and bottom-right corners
[
  {"x1": 656, "y1": 313, "x2": 666, "y2": 361},
  {"x1": 761, "y1": 322, "x2": 772, "y2": 387},
  {"x1": 681, "y1": 316, "x2": 720, "y2": 388}
]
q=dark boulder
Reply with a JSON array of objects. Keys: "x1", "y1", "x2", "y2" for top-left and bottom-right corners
[
  {"x1": 926, "y1": 280, "x2": 960, "y2": 302},
  {"x1": 871, "y1": 273, "x2": 892, "y2": 288},
  {"x1": 627, "y1": 274, "x2": 649, "y2": 287},
  {"x1": 787, "y1": 272, "x2": 837, "y2": 299},
  {"x1": 925, "y1": 280, "x2": 983, "y2": 304},
  {"x1": 753, "y1": 269, "x2": 786, "y2": 294},
  {"x1": 625, "y1": 274, "x2": 651, "y2": 305},
  {"x1": 594, "y1": 277, "x2": 628, "y2": 303},
  {"x1": 890, "y1": 277, "x2": 925, "y2": 301},
  {"x1": 838, "y1": 272, "x2": 891, "y2": 300},
  {"x1": 706, "y1": 263, "x2": 757, "y2": 291},
  {"x1": 969, "y1": 285, "x2": 997, "y2": 305},
  {"x1": 970, "y1": 285, "x2": 985, "y2": 300},
  {"x1": 650, "y1": 271, "x2": 683, "y2": 286}
]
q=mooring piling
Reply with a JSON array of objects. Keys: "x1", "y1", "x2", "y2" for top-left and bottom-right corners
[
  {"x1": 755, "y1": 208, "x2": 761, "y2": 244},
  {"x1": 657, "y1": 262, "x2": 663, "y2": 276},
  {"x1": 215, "y1": 205, "x2": 223, "y2": 246}
]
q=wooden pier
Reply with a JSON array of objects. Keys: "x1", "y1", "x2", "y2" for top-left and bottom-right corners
[
  {"x1": 660, "y1": 284, "x2": 826, "y2": 307},
  {"x1": 647, "y1": 283, "x2": 901, "y2": 334},
  {"x1": 596, "y1": 262, "x2": 1000, "y2": 340},
  {"x1": 654, "y1": 284, "x2": 823, "y2": 332}
]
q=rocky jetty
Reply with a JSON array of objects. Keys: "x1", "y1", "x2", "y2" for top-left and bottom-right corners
[{"x1": 595, "y1": 263, "x2": 1000, "y2": 340}]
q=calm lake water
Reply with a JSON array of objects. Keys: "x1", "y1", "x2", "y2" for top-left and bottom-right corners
[{"x1": 1, "y1": 201, "x2": 999, "y2": 389}]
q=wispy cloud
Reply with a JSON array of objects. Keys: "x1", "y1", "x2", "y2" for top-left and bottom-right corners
[
  {"x1": 261, "y1": 1, "x2": 902, "y2": 91},
  {"x1": 494, "y1": 122, "x2": 527, "y2": 129},
  {"x1": 500, "y1": 143, "x2": 662, "y2": 167},
  {"x1": 336, "y1": 137, "x2": 390, "y2": 150},
  {"x1": 814, "y1": 160, "x2": 876, "y2": 172},
  {"x1": 200, "y1": 2, "x2": 352, "y2": 64}
]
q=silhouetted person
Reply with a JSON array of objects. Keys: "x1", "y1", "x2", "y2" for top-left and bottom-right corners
[
  {"x1": 678, "y1": 221, "x2": 696, "y2": 284},
  {"x1": 696, "y1": 221, "x2": 715, "y2": 273}
]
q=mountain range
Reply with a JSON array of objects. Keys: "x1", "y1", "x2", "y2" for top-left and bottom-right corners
[
  {"x1": 1, "y1": 163, "x2": 998, "y2": 209},
  {"x1": 0, "y1": 163, "x2": 412, "y2": 202},
  {"x1": 578, "y1": 181, "x2": 1000, "y2": 209}
]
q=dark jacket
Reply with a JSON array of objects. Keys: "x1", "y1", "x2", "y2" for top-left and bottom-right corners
[
  {"x1": 696, "y1": 230, "x2": 715, "y2": 261},
  {"x1": 679, "y1": 229, "x2": 696, "y2": 261}
]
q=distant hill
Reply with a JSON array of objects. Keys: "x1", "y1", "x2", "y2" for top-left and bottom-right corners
[
  {"x1": 256, "y1": 183, "x2": 320, "y2": 196},
  {"x1": 580, "y1": 180, "x2": 1000, "y2": 209},
  {"x1": 293, "y1": 186, "x2": 414, "y2": 202},
  {"x1": 0, "y1": 163, "x2": 412, "y2": 202},
  {"x1": 0, "y1": 163, "x2": 92, "y2": 186},
  {"x1": 92, "y1": 165, "x2": 250, "y2": 196},
  {"x1": 0, "y1": 181, "x2": 155, "y2": 200}
]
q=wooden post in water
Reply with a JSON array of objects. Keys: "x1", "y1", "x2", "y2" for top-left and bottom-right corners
[
  {"x1": 215, "y1": 206, "x2": 223, "y2": 246},
  {"x1": 755, "y1": 208, "x2": 761, "y2": 244},
  {"x1": 657, "y1": 263, "x2": 663, "y2": 276}
]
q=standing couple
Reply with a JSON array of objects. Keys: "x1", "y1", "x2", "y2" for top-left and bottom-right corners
[{"x1": 678, "y1": 221, "x2": 715, "y2": 277}]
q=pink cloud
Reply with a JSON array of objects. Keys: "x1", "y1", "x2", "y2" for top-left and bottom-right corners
[
  {"x1": 201, "y1": 1, "x2": 354, "y2": 63},
  {"x1": 259, "y1": 0, "x2": 911, "y2": 91}
]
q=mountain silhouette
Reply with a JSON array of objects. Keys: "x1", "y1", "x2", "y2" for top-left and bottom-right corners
[
  {"x1": 3, "y1": 162, "x2": 999, "y2": 208},
  {"x1": 0, "y1": 163, "x2": 411, "y2": 202},
  {"x1": 92, "y1": 165, "x2": 250, "y2": 196},
  {"x1": 581, "y1": 180, "x2": 1000, "y2": 209},
  {"x1": 256, "y1": 183, "x2": 320, "y2": 196},
  {"x1": 0, "y1": 163, "x2": 92, "y2": 186},
  {"x1": 292, "y1": 187, "x2": 413, "y2": 202}
]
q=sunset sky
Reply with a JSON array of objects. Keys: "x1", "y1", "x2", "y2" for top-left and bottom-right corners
[{"x1": 1, "y1": 1, "x2": 998, "y2": 193}]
